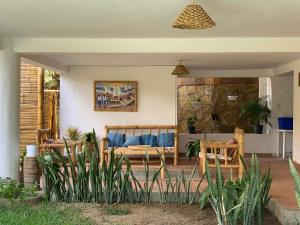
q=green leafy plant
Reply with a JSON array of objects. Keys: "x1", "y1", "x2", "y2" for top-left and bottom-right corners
[
  {"x1": 185, "y1": 138, "x2": 201, "y2": 160},
  {"x1": 187, "y1": 116, "x2": 197, "y2": 127},
  {"x1": 240, "y1": 98, "x2": 272, "y2": 127},
  {"x1": 44, "y1": 70, "x2": 60, "y2": 90},
  {"x1": 0, "y1": 178, "x2": 37, "y2": 200},
  {"x1": 202, "y1": 155, "x2": 272, "y2": 225}
]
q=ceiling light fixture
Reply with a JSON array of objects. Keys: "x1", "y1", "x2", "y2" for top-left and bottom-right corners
[
  {"x1": 171, "y1": 60, "x2": 190, "y2": 76},
  {"x1": 172, "y1": 0, "x2": 216, "y2": 30}
]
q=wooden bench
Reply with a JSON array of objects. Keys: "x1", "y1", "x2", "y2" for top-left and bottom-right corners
[
  {"x1": 199, "y1": 128, "x2": 245, "y2": 178},
  {"x1": 100, "y1": 125, "x2": 179, "y2": 169}
]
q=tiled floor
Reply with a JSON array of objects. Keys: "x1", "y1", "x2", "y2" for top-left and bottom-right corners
[{"x1": 130, "y1": 156, "x2": 299, "y2": 209}]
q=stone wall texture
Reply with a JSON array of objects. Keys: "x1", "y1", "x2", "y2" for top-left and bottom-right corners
[{"x1": 177, "y1": 78, "x2": 259, "y2": 133}]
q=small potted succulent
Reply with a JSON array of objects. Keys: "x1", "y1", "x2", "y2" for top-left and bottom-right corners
[
  {"x1": 66, "y1": 126, "x2": 81, "y2": 141},
  {"x1": 187, "y1": 116, "x2": 197, "y2": 134}
]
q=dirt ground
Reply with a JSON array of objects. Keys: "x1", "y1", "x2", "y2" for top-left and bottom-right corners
[{"x1": 73, "y1": 203, "x2": 281, "y2": 225}]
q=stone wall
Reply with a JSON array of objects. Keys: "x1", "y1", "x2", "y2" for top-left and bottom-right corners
[{"x1": 177, "y1": 78, "x2": 259, "y2": 133}]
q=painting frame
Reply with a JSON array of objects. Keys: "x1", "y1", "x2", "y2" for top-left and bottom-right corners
[{"x1": 94, "y1": 80, "x2": 138, "y2": 112}]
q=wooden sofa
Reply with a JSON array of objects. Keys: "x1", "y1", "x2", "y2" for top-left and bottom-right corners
[
  {"x1": 100, "y1": 125, "x2": 179, "y2": 167},
  {"x1": 199, "y1": 128, "x2": 245, "y2": 178}
]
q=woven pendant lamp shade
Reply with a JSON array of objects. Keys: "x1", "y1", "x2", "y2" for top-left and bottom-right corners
[
  {"x1": 171, "y1": 64, "x2": 190, "y2": 76},
  {"x1": 172, "y1": 2, "x2": 216, "y2": 29}
]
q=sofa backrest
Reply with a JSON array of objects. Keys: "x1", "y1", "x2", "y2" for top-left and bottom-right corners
[{"x1": 104, "y1": 125, "x2": 177, "y2": 137}]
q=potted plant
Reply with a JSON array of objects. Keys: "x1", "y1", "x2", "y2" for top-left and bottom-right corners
[
  {"x1": 66, "y1": 126, "x2": 81, "y2": 141},
  {"x1": 187, "y1": 116, "x2": 197, "y2": 134},
  {"x1": 240, "y1": 98, "x2": 272, "y2": 134},
  {"x1": 82, "y1": 132, "x2": 96, "y2": 154},
  {"x1": 185, "y1": 138, "x2": 200, "y2": 161}
]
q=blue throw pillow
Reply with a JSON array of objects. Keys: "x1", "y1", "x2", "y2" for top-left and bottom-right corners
[
  {"x1": 158, "y1": 133, "x2": 174, "y2": 147},
  {"x1": 108, "y1": 133, "x2": 125, "y2": 147},
  {"x1": 141, "y1": 134, "x2": 158, "y2": 147},
  {"x1": 123, "y1": 136, "x2": 142, "y2": 147}
]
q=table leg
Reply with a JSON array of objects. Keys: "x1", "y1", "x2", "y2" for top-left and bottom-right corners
[
  {"x1": 277, "y1": 131, "x2": 280, "y2": 157},
  {"x1": 282, "y1": 132, "x2": 286, "y2": 159}
]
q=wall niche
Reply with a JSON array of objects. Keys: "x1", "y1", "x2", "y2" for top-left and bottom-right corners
[{"x1": 177, "y1": 77, "x2": 259, "y2": 134}]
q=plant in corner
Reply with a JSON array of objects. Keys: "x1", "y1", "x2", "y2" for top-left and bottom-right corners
[
  {"x1": 185, "y1": 138, "x2": 200, "y2": 161},
  {"x1": 187, "y1": 115, "x2": 197, "y2": 134},
  {"x1": 240, "y1": 97, "x2": 271, "y2": 134}
]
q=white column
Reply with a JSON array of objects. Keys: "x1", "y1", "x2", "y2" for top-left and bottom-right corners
[{"x1": 0, "y1": 38, "x2": 20, "y2": 179}]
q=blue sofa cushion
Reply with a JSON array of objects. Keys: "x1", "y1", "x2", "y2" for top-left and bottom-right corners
[
  {"x1": 158, "y1": 133, "x2": 174, "y2": 147},
  {"x1": 141, "y1": 134, "x2": 158, "y2": 147},
  {"x1": 122, "y1": 136, "x2": 142, "y2": 147},
  {"x1": 108, "y1": 133, "x2": 125, "y2": 147}
]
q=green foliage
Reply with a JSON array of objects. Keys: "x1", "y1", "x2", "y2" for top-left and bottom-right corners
[
  {"x1": 38, "y1": 129, "x2": 203, "y2": 205},
  {"x1": 67, "y1": 126, "x2": 81, "y2": 141},
  {"x1": 82, "y1": 132, "x2": 95, "y2": 143},
  {"x1": 44, "y1": 70, "x2": 60, "y2": 90},
  {"x1": 187, "y1": 116, "x2": 197, "y2": 127},
  {"x1": 103, "y1": 205, "x2": 130, "y2": 215},
  {"x1": 185, "y1": 138, "x2": 200, "y2": 160},
  {"x1": 0, "y1": 203, "x2": 93, "y2": 225},
  {"x1": 202, "y1": 155, "x2": 272, "y2": 225},
  {"x1": 156, "y1": 163, "x2": 204, "y2": 205},
  {"x1": 240, "y1": 97, "x2": 271, "y2": 126},
  {"x1": 289, "y1": 159, "x2": 300, "y2": 224},
  {"x1": 0, "y1": 178, "x2": 37, "y2": 200}
]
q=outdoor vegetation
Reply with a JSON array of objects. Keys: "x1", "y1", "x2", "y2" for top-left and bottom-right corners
[
  {"x1": 34, "y1": 129, "x2": 276, "y2": 224},
  {"x1": 38, "y1": 130, "x2": 203, "y2": 205},
  {"x1": 289, "y1": 159, "x2": 300, "y2": 224},
  {"x1": 0, "y1": 203, "x2": 93, "y2": 225},
  {"x1": 0, "y1": 178, "x2": 37, "y2": 200},
  {"x1": 202, "y1": 156, "x2": 272, "y2": 225},
  {"x1": 0, "y1": 129, "x2": 278, "y2": 225}
]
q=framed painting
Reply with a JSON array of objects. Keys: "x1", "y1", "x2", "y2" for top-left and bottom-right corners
[{"x1": 94, "y1": 81, "x2": 137, "y2": 112}]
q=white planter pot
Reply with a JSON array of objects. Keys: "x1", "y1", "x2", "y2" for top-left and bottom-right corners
[{"x1": 26, "y1": 145, "x2": 37, "y2": 157}]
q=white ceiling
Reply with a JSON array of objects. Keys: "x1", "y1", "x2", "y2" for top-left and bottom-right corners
[
  {"x1": 1, "y1": 0, "x2": 300, "y2": 38},
  {"x1": 42, "y1": 52, "x2": 300, "y2": 69}
]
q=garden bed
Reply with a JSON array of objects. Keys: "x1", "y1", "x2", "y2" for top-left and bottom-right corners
[{"x1": 77, "y1": 203, "x2": 281, "y2": 225}]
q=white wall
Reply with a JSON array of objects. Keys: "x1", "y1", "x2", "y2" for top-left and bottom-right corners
[
  {"x1": 271, "y1": 73, "x2": 294, "y2": 128},
  {"x1": 274, "y1": 60, "x2": 300, "y2": 162},
  {"x1": 60, "y1": 66, "x2": 176, "y2": 138}
]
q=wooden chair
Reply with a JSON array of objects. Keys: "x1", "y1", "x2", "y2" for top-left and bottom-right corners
[
  {"x1": 199, "y1": 128, "x2": 245, "y2": 178},
  {"x1": 36, "y1": 129, "x2": 82, "y2": 163}
]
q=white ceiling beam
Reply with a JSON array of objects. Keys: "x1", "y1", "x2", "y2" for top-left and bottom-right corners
[
  {"x1": 13, "y1": 38, "x2": 300, "y2": 54},
  {"x1": 21, "y1": 54, "x2": 69, "y2": 74}
]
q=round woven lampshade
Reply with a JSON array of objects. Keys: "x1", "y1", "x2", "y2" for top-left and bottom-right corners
[
  {"x1": 172, "y1": 3, "x2": 216, "y2": 29},
  {"x1": 171, "y1": 64, "x2": 190, "y2": 76}
]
